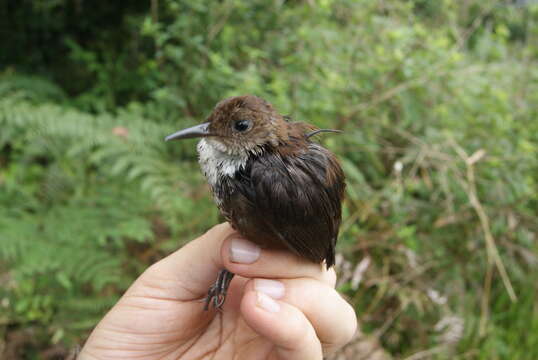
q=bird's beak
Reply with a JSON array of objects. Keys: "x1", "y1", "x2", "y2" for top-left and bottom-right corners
[{"x1": 165, "y1": 122, "x2": 212, "y2": 141}]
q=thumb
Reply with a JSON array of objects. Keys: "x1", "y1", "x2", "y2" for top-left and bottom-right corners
[
  {"x1": 127, "y1": 223, "x2": 237, "y2": 302},
  {"x1": 79, "y1": 224, "x2": 239, "y2": 358}
]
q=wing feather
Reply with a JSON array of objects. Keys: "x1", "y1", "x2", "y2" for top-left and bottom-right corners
[{"x1": 217, "y1": 143, "x2": 345, "y2": 267}]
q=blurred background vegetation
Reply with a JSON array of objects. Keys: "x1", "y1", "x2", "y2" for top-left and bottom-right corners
[{"x1": 0, "y1": 0, "x2": 537, "y2": 358}]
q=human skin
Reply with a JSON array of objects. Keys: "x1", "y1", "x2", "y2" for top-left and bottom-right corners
[{"x1": 79, "y1": 223, "x2": 357, "y2": 360}]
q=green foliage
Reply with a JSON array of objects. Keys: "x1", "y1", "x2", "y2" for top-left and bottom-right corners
[
  {"x1": 1, "y1": 0, "x2": 538, "y2": 358},
  {"x1": 0, "y1": 86, "x2": 218, "y2": 347}
]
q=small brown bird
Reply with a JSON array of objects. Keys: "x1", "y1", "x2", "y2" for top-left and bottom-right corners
[{"x1": 166, "y1": 95, "x2": 345, "y2": 309}]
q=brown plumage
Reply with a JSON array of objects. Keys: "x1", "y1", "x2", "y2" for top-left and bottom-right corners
[{"x1": 165, "y1": 95, "x2": 346, "y2": 309}]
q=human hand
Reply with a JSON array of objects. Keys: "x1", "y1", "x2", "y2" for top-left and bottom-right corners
[{"x1": 79, "y1": 223, "x2": 357, "y2": 360}]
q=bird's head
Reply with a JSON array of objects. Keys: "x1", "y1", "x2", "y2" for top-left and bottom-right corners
[{"x1": 165, "y1": 95, "x2": 285, "y2": 156}]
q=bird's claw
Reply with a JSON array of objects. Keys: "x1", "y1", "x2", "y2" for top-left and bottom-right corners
[{"x1": 204, "y1": 269, "x2": 234, "y2": 311}]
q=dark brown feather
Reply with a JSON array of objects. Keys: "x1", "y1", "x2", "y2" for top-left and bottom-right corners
[{"x1": 214, "y1": 125, "x2": 345, "y2": 267}]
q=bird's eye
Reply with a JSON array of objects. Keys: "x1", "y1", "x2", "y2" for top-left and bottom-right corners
[{"x1": 233, "y1": 119, "x2": 252, "y2": 132}]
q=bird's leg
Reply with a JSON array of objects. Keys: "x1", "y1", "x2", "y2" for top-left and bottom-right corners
[{"x1": 204, "y1": 269, "x2": 235, "y2": 311}]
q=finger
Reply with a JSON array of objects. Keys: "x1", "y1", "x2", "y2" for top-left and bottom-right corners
[
  {"x1": 246, "y1": 278, "x2": 357, "y2": 353},
  {"x1": 221, "y1": 236, "x2": 337, "y2": 286},
  {"x1": 81, "y1": 224, "x2": 238, "y2": 353},
  {"x1": 127, "y1": 223, "x2": 237, "y2": 301},
  {"x1": 240, "y1": 289, "x2": 323, "y2": 360}
]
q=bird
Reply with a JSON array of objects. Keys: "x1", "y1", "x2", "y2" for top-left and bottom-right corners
[{"x1": 165, "y1": 95, "x2": 345, "y2": 310}]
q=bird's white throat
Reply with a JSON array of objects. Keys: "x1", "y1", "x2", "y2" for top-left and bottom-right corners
[{"x1": 197, "y1": 138, "x2": 248, "y2": 187}]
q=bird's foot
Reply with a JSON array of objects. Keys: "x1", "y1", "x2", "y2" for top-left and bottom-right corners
[{"x1": 204, "y1": 269, "x2": 235, "y2": 311}]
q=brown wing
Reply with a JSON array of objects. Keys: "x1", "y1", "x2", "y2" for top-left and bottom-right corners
[{"x1": 216, "y1": 142, "x2": 345, "y2": 267}]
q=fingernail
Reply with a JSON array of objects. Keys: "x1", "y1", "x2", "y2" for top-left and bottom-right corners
[
  {"x1": 255, "y1": 279, "x2": 285, "y2": 299},
  {"x1": 256, "y1": 291, "x2": 280, "y2": 313},
  {"x1": 229, "y1": 238, "x2": 261, "y2": 264}
]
